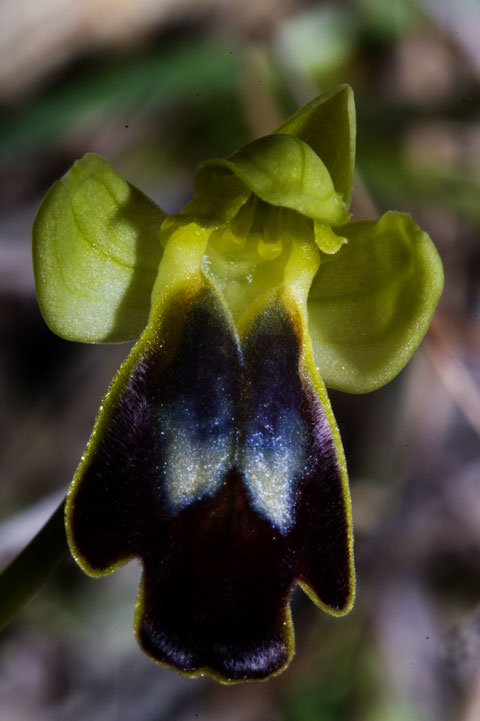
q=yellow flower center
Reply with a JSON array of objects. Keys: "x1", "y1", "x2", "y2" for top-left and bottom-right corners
[{"x1": 201, "y1": 199, "x2": 313, "y2": 326}]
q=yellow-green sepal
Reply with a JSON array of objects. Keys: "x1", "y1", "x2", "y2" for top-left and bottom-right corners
[
  {"x1": 276, "y1": 84, "x2": 356, "y2": 207},
  {"x1": 307, "y1": 211, "x2": 444, "y2": 394},
  {"x1": 197, "y1": 134, "x2": 348, "y2": 227},
  {"x1": 182, "y1": 85, "x2": 355, "y2": 230},
  {"x1": 33, "y1": 152, "x2": 167, "y2": 343}
]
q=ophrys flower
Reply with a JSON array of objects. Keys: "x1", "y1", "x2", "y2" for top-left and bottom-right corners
[{"x1": 33, "y1": 85, "x2": 443, "y2": 682}]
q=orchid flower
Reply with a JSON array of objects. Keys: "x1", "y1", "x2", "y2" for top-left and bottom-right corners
[{"x1": 31, "y1": 85, "x2": 443, "y2": 683}]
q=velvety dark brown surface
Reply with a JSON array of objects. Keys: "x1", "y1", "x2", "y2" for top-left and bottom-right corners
[{"x1": 70, "y1": 287, "x2": 352, "y2": 680}]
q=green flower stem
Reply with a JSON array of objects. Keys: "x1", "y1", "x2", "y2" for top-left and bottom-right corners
[{"x1": 0, "y1": 498, "x2": 68, "y2": 632}]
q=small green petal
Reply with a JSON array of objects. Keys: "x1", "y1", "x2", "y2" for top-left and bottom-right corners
[
  {"x1": 314, "y1": 221, "x2": 348, "y2": 255},
  {"x1": 193, "y1": 134, "x2": 349, "y2": 227},
  {"x1": 276, "y1": 84, "x2": 356, "y2": 207},
  {"x1": 33, "y1": 153, "x2": 166, "y2": 343},
  {"x1": 178, "y1": 167, "x2": 251, "y2": 228},
  {"x1": 308, "y1": 211, "x2": 444, "y2": 394}
]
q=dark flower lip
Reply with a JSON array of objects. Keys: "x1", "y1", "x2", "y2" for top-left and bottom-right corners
[
  {"x1": 133, "y1": 469, "x2": 296, "y2": 683},
  {"x1": 66, "y1": 282, "x2": 354, "y2": 683}
]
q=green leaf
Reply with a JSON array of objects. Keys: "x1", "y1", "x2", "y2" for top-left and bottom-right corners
[
  {"x1": 33, "y1": 153, "x2": 166, "y2": 343},
  {"x1": 276, "y1": 84, "x2": 356, "y2": 207},
  {"x1": 307, "y1": 211, "x2": 444, "y2": 393},
  {"x1": 0, "y1": 500, "x2": 68, "y2": 632},
  {"x1": 196, "y1": 134, "x2": 349, "y2": 226}
]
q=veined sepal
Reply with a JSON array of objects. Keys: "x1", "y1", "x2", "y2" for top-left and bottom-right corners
[
  {"x1": 198, "y1": 134, "x2": 349, "y2": 226},
  {"x1": 276, "y1": 84, "x2": 356, "y2": 208},
  {"x1": 307, "y1": 211, "x2": 444, "y2": 393},
  {"x1": 33, "y1": 153, "x2": 167, "y2": 344},
  {"x1": 178, "y1": 85, "x2": 356, "y2": 232}
]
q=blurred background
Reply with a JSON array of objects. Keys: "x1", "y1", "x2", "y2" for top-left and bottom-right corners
[{"x1": 0, "y1": 0, "x2": 479, "y2": 719}]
